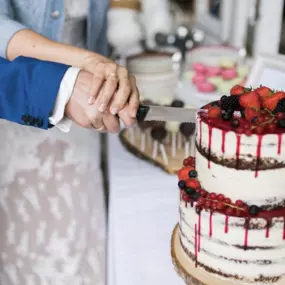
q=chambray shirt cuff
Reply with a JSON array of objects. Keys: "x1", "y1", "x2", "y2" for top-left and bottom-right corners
[{"x1": 0, "y1": 15, "x2": 29, "y2": 59}]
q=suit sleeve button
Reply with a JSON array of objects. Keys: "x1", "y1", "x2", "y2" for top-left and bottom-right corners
[
  {"x1": 34, "y1": 118, "x2": 44, "y2": 127},
  {"x1": 21, "y1": 114, "x2": 31, "y2": 124}
]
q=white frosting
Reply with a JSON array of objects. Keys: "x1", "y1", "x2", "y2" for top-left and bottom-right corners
[
  {"x1": 196, "y1": 116, "x2": 285, "y2": 207},
  {"x1": 179, "y1": 202, "x2": 285, "y2": 283}
]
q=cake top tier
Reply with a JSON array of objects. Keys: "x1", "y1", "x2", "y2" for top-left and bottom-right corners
[{"x1": 199, "y1": 85, "x2": 285, "y2": 135}]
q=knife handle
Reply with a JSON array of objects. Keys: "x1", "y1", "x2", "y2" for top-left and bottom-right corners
[{"x1": 136, "y1": 104, "x2": 150, "y2": 122}]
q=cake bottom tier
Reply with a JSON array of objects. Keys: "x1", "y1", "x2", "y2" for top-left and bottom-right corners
[{"x1": 179, "y1": 201, "x2": 285, "y2": 284}]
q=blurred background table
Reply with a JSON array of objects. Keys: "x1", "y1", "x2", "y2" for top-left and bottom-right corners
[{"x1": 107, "y1": 133, "x2": 184, "y2": 285}]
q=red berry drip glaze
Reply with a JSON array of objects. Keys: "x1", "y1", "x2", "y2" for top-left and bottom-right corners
[
  {"x1": 265, "y1": 219, "x2": 271, "y2": 238},
  {"x1": 278, "y1": 133, "x2": 283, "y2": 155},
  {"x1": 236, "y1": 135, "x2": 241, "y2": 169},
  {"x1": 198, "y1": 213, "x2": 201, "y2": 252},
  {"x1": 221, "y1": 130, "x2": 226, "y2": 153},
  {"x1": 207, "y1": 125, "x2": 213, "y2": 169},
  {"x1": 244, "y1": 219, "x2": 249, "y2": 249},
  {"x1": 225, "y1": 215, "x2": 229, "y2": 233},
  {"x1": 199, "y1": 119, "x2": 202, "y2": 147},
  {"x1": 255, "y1": 135, "x2": 263, "y2": 178},
  {"x1": 283, "y1": 217, "x2": 285, "y2": 240}
]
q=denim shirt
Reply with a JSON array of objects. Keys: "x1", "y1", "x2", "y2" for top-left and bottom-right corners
[{"x1": 0, "y1": 0, "x2": 109, "y2": 59}]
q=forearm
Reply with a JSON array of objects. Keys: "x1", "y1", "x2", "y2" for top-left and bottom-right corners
[{"x1": 7, "y1": 29, "x2": 110, "y2": 67}]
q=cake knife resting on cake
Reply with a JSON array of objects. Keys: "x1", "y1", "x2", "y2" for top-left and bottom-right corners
[{"x1": 136, "y1": 104, "x2": 197, "y2": 123}]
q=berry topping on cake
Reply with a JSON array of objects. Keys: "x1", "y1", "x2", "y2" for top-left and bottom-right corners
[
  {"x1": 178, "y1": 166, "x2": 194, "y2": 181},
  {"x1": 208, "y1": 106, "x2": 222, "y2": 118},
  {"x1": 186, "y1": 179, "x2": 201, "y2": 189},
  {"x1": 239, "y1": 91, "x2": 261, "y2": 110},
  {"x1": 263, "y1": 91, "x2": 285, "y2": 111},
  {"x1": 230, "y1": 85, "x2": 248, "y2": 96},
  {"x1": 249, "y1": 205, "x2": 260, "y2": 216},
  {"x1": 189, "y1": 170, "x2": 198, "y2": 178},
  {"x1": 200, "y1": 85, "x2": 285, "y2": 135},
  {"x1": 178, "y1": 180, "x2": 186, "y2": 189}
]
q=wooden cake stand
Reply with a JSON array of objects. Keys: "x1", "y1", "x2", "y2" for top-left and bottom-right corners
[{"x1": 171, "y1": 224, "x2": 285, "y2": 285}]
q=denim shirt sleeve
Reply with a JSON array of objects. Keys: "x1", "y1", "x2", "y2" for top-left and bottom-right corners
[{"x1": 0, "y1": 0, "x2": 29, "y2": 59}]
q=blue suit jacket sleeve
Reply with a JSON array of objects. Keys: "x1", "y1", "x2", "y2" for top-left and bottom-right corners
[{"x1": 0, "y1": 56, "x2": 70, "y2": 129}]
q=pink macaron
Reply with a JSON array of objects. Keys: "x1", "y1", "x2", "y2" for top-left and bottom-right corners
[
  {"x1": 222, "y1": 68, "x2": 237, "y2": 80},
  {"x1": 205, "y1": 66, "x2": 221, "y2": 77},
  {"x1": 197, "y1": 81, "x2": 216, "y2": 93},
  {"x1": 192, "y1": 74, "x2": 206, "y2": 85},
  {"x1": 193, "y1": 62, "x2": 207, "y2": 74}
]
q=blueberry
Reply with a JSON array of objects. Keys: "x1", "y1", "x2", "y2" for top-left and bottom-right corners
[
  {"x1": 185, "y1": 187, "x2": 195, "y2": 195},
  {"x1": 278, "y1": 119, "x2": 285, "y2": 128},
  {"x1": 178, "y1": 180, "x2": 186, "y2": 189},
  {"x1": 249, "y1": 205, "x2": 260, "y2": 216},
  {"x1": 188, "y1": 170, "x2": 198, "y2": 178},
  {"x1": 192, "y1": 191, "x2": 201, "y2": 201},
  {"x1": 231, "y1": 119, "x2": 240, "y2": 128},
  {"x1": 222, "y1": 112, "x2": 232, "y2": 121}
]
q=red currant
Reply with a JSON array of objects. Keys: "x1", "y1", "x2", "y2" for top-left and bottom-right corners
[
  {"x1": 245, "y1": 129, "x2": 252, "y2": 136},
  {"x1": 235, "y1": 200, "x2": 244, "y2": 207},
  {"x1": 217, "y1": 194, "x2": 225, "y2": 201},
  {"x1": 205, "y1": 200, "x2": 212, "y2": 209},
  {"x1": 236, "y1": 127, "x2": 244, "y2": 134},
  {"x1": 268, "y1": 123, "x2": 277, "y2": 132},
  {"x1": 217, "y1": 202, "x2": 225, "y2": 210},
  {"x1": 244, "y1": 124, "x2": 251, "y2": 129},
  {"x1": 225, "y1": 207, "x2": 234, "y2": 216},
  {"x1": 255, "y1": 126, "x2": 264, "y2": 134},
  {"x1": 211, "y1": 202, "x2": 218, "y2": 210},
  {"x1": 236, "y1": 209, "x2": 242, "y2": 216},
  {"x1": 199, "y1": 189, "x2": 208, "y2": 197},
  {"x1": 197, "y1": 197, "x2": 205, "y2": 206},
  {"x1": 224, "y1": 198, "x2": 232, "y2": 204},
  {"x1": 210, "y1": 193, "x2": 217, "y2": 200},
  {"x1": 183, "y1": 159, "x2": 189, "y2": 166},
  {"x1": 276, "y1": 112, "x2": 285, "y2": 119},
  {"x1": 242, "y1": 205, "x2": 249, "y2": 213}
]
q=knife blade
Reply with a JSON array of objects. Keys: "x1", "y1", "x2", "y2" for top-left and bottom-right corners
[{"x1": 136, "y1": 104, "x2": 197, "y2": 123}]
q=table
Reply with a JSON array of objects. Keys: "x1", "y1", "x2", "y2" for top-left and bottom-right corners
[{"x1": 107, "y1": 133, "x2": 185, "y2": 285}]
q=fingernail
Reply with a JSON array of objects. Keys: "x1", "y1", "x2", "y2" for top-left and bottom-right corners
[
  {"x1": 88, "y1": 96, "x2": 95, "y2": 105},
  {"x1": 99, "y1": 104, "x2": 107, "y2": 112},
  {"x1": 110, "y1": 107, "x2": 118, "y2": 115}
]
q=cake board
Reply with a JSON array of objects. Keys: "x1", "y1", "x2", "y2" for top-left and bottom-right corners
[{"x1": 171, "y1": 224, "x2": 285, "y2": 285}]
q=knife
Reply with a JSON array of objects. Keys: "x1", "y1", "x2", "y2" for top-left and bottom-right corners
[{"x1": 136, "y1": 104, "x2": 197, "y2": 123}]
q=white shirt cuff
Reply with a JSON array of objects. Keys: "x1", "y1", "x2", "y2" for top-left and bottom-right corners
[{"x1": 49, "y1": 67, "x2": 81, "y2": 132}]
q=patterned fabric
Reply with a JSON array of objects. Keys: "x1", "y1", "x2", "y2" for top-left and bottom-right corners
[
  {"x1": 0, "y1": 0, "x2": 107, "y2": 284},
  {"x1": 0, "y1": 122, "x2": 106, "y2": 285}
]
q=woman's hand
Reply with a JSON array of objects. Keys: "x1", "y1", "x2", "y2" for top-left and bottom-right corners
[
  {"x1": 65, "y1": 70, "x2": 137, "y2": 132},
  {"x1": 82, "y1": 55, "x2": 140, "y2": 119}
]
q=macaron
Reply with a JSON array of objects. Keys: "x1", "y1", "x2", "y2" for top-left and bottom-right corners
[
  {"x1": 166, "y1": 121, "x2": 180, "y2": 132},
  {"x1": 222, "y1": 68, "x2": 237, "y2": 80},
  {"x1": 205, "y1": 66, "x2": 221, "y2": 77},
  {"x1": 219, "y1": 57, "x2": 236, "y2": 69},
  {"x1": 237, "y1": 65, "x2": 250, "y2": 78},
  {"x1": 192, "y1": 74, "x2": 206, "y2": 85},
  {"x1": 208, "y1": 76, "x2": 223, "y2": 86},
  {"x1": 197, "y1": 81, "x2": 216, "y2": 93},
  {"x1": 192, "y1": 62, "x2": 207, "y2": 74}
]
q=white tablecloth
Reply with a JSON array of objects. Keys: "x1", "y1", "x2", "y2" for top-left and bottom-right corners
[{"x1": 107, "y1": 133, "x2": 185, "y2": 285}]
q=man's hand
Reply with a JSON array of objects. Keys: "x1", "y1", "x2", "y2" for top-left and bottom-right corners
[{"x1": 65, "y1": 70, "x2": 137, "y2": 132}]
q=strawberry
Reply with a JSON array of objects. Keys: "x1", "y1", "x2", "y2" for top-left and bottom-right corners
[
  {"x1": 186, "y1": 179, "x2": 201, "y2": 189},
  {"x1": 239, "y1": 91, "x2": 261, "y2": 110},
  {"x1": 208, "y1": 106, "x2": 221, "y2": 118},
  {"x1": 230, "y1": 85, "x2": 248, "y2": 96},
  {"x1": 255, "y1": 86, "x2": 273, "y2": 102},
  {"x1": 244, "y1": 108, "x2": 259, "y2": 122},
  {"x1": 178, "y1": 166, "x2": 194, "y2": 181},
  {"x1": 263, "y1": 91, "x2": 285, "y2": 111}
]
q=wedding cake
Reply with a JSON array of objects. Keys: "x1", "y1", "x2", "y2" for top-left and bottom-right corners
[{"x1": 177, "y1": 85, "x2": 285, "y2": 284}]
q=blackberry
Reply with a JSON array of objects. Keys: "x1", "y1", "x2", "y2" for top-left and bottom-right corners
[
  {"x1": 221, "y1": 95, "x2": 239, "y2": 111},
  {"x1": 274, "y1": 98, "x2": 285, "y2": 114},
  {"x1": 192, "y1": 191, "x2": 201, "y2": 201},
  {"x1": 185, "y1": 187, "x2": 195, "y2": 195}
]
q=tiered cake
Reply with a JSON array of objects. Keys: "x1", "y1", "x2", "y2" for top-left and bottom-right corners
[{"x1": 177, "y1": 85, "x2": 285, "y2": 284}]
